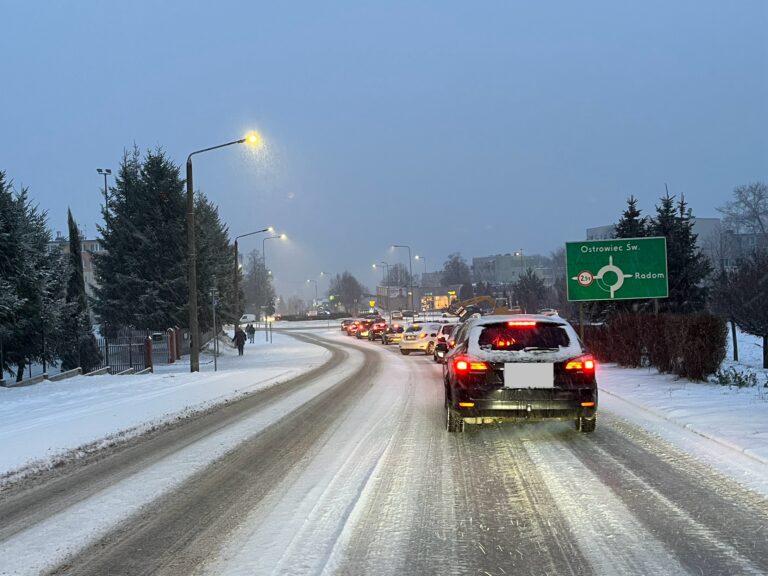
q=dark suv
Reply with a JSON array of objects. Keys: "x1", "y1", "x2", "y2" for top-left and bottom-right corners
[{"x1": 442, "y1": 315, "x2": 597, "y2": 433}]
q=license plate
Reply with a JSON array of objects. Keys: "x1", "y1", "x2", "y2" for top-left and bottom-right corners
[{"x1": 503, "y1": 363, "x2": 554, "y2": 388}]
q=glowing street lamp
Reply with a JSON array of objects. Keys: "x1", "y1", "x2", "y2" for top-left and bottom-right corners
[
  {"x1": 262, "y1": 233, "x2": 286, "y2": 269},
  {"x1": 307, "y1": 278, "x2": 318, "y2": 304},
  {"x1": 234, "y1": 227, "x2": 273, "y2": 327},
  {"x1": 514, "y1": 249, "x2": 525, "y2": 277},
  {"x1": 186, "y1": 132, "x2": 263, "y2": 372}
]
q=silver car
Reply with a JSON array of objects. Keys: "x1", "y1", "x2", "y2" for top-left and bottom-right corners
[{"x1": 398, "y1": 323, "x2": 443, "y2": 355}]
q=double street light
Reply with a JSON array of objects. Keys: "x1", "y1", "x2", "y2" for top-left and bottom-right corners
[
  {"x1": 96, "y1": 168, "x2": 112, "y2": 216},
  {"x1": 234, "y1": 227, "x2": 273, "y2": 328},
  {"x1": 186, "y1": 132, "x2": 262, "y2": 372}
]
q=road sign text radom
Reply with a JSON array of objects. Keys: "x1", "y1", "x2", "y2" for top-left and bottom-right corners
[{"x1": 565, "y1": 237, "x2": 668, "y2": 302}]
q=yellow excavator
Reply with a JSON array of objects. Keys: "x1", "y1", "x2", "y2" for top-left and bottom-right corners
[{"x1": 449, "y1": 296, "x2": 523, "y2": 322}]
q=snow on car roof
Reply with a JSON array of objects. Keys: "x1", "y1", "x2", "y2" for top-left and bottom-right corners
[{"x1": 466, "y1": 315, "x2": 582, "y2": 362}]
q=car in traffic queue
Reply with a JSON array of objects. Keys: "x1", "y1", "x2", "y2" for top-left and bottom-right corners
[
  {"x1": 433, "y1": 322, "x2": 458, "y2": 363},
  {"x1": 441, "y1": 315, "x2": 597, "y2": 434},
  {"x1": 390, "y1": 310, "x2": 404, "y2": 321},
  {"x1": 398, "y1": 322, "x2": 444, "y2": 355},
  {"x1": 367, "y1": 318, "x2": 388, "y2": 341},
  {"x1": 381, "y1": 323, "x2": 405, "y2": 345},
  {"x1": 355, "y1": 319, "x2": 375, "y2": 339},
  {"x1": 341, "y1": 319, "x2": 355, "y2": 331},
  {"x1": 344, "y1": 319, "x2": 362, "y2": 336}
]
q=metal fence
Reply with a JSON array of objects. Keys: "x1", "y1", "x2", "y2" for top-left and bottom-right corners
[{"x1": 94, "y1": 327, "x2": 190, "y2": 374}]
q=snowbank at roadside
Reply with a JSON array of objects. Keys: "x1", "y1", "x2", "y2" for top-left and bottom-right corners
[{"x1": 0, "y1": 332, "x2": 329, "y2": 481}]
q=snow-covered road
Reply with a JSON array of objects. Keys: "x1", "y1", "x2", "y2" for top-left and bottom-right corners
[{"x1": 0, "y1": 327, "x2": 766, "y2": 575}]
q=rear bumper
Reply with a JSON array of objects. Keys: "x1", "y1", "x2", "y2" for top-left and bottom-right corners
[
  {"x1": 456, "y1": 388, "x2": 597, "y2": 422},
  {"x1": 399, "y1": 340, "x2": 430, "y2": 351}
]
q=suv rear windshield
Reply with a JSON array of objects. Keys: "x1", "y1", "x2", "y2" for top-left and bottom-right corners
[
  {"x1": 477, "y1": 322, "x2": 570, "y2": 351},
  {"x1": 405, "y1": 324, "x2": 422, "y2": 333},
  {"x1": 441, "y1": 325, "x2": 456, "y2": 336}
]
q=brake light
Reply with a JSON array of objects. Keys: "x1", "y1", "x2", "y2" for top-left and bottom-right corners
[
  {"x1": 420, "y1": 333, "x2": 427, "y2": 339},
  {"x1": 565, "y1": 355, "x2": 596, "y2": 372},
  {"x1": 508, "y1": 320, "x2": 536, "y2": 327},
  {"x1": 453, "y1": 356, "x2": 489, "y2": 374}
]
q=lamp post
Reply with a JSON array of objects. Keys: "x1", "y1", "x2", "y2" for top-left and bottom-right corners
[
  {"x1": 392, "y1": 245, "x2": 414, "y2": 313},
  {"x1": 414, "y1": 254, "x2": 427, "y2": 279},
  {"x1": 514, "y1": 249, "x2": 525, "y2": 278},
  {"x1": 307, "y1": 279, "x2": 318, "y2": 306},
  {"x1": 262, "y1": 234, "x2": 286, "y2": 269},
  {"x1": 96, "y1": 168, "x2": 111, "y2": 216},
  {"x1": 234, "y1": 227, "x2": 273, "y2": 328},
  {"x1": 379, "y1": 261, "x2": 391, "y2": 313},
  {"x1": 186, "y1": 133, "x2": 261, "y2": 372}
]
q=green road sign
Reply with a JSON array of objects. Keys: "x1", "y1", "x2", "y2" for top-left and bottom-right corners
[{"x1": 566, "y1": 237, "x2": 668, "y2": 302}]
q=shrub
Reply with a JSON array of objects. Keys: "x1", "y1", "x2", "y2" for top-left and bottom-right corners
[{"x1": 575, "y1": 313, "x2": 726, "y2": 381}]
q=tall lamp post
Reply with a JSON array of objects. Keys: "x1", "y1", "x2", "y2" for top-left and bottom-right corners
[
  {"x1": 377, "y1": 261, "x2": 391, "y2": 312},
  {"x1": 96, "y1": 168, "x2": 111, "y2": 216},
  {"x1": 392, "y1": 245, "x2": 414, "y2": 313},
  {"x1": 414, "y1": 254, "x2": 427, "y2": 278},
  {"x1": 307, "y1": 279, "x2": 318, "y2": 306},
  {"x1": 514, "y1": 249, "x2": 525, "y2": 278},
  {"x1": 186, "y1": 132, "x2": 262, "y2": 372},
  {"x1": 262, "y1": 234, "x2": 286, "y2": 270},
  {"x1": 234, "y1": 227, "x2": 273, "y2": 328}
]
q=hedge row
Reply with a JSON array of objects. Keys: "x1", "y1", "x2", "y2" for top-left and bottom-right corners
[{"x1": 575, "y1": 313, "x2": 727, "y2": 381}]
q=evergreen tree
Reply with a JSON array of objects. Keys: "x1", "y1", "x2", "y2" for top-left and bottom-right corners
[
  {"x1": 0, "y1": 172, "x2": 64, "y2": 381},
  {"x1": 650, "y1": 192, "x2": 711, "y2": 313},
  {"x1": 512, "y1": 269, "x2": 548, "y2": 313},
  {"x1": 242, "y1": 250, "x2": 276, "y2": 319},
  {"x1": 195, "y1": 193, "x2": 236, "y2": 331},
  {"x1": 93, "y1": 147, "x2": 188, "y2": 330},
  {"x1": 614, "y1": 195, "x2": 648, "y2": 239},
  {"x1": 60, "y1": 209, "x2": 102, "y2": 372}
]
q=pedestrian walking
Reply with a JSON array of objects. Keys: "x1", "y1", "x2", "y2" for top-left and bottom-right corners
[
  {"x1": 246, "y1": 323, "x2": 256, "y2": 344},
  {"x1": 233, "y1": 327, "x2": 247, "y2": 356}
]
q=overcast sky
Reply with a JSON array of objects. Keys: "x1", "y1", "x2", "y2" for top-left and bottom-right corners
[{"x1": 2, "y1": 1, "x2": 766, "y2": 299}]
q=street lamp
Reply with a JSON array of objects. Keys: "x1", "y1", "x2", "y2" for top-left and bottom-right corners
[
  {"x1": 186, "y1": 132, "x2": 262, "y2": 372},
  {"x1": 392, "y1": 245, "x2": 414, "y2": 313},
  {"x1": 378, "y1": 261, "x2": 391, "y2": 312},
  {"x1": 233, "y1": 227, "x2": 273, "y2": 328},
  {"x1": 96, "y1": 168, "x2": 111, "y2": 216},
  {"x1": 307, "y1": 279, "x2": 318, "y2": 305},
  {"x1": 514, "y1": 249, "x2": 525, "y2": 278},
  {"x1": 262, "y1": 233, "x2": 286, "y2": 269},
  {"x1": 414, "y1": 254, "x2": 427, "y2": 279}
]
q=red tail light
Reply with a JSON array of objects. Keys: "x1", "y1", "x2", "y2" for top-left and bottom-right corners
[
  {"x1": 565, "y1": 354, "x2": 596, "y2": 373},
  {"x1": 453, "y1": 356, "x2": 489, "y2": 374}
]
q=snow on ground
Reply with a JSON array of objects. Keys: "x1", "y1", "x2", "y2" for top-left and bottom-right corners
[
  {"x1": 0, "y1": 331, "x2": 329, "y2": 482},
  {"x1": 1, "y1": 323, "x2": 765, "y2": 495}
]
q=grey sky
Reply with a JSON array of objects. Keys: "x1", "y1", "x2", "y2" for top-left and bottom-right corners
[{"x1": 2, "y1": 1, "x2": 766, "y2": 299}]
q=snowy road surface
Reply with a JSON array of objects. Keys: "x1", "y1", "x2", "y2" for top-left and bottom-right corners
[{"x1": 0, "y1": 329, "x2": 766, "y2": 575}]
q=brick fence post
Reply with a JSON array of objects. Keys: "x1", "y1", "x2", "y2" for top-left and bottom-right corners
[{"x1": 144, "y1": 337, "x2": 154, "y2": 373}]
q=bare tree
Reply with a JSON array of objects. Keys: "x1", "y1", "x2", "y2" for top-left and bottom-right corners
[
  {"x1": 717, "y1": 182, "x2": 768, "y2": 236},
  {"x1": 727, "y1": 249, "x2": 768, "y2": 368}
]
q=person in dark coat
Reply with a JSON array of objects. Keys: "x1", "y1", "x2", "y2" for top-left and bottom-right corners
[
  {"x1": 233, "y1": 328, "x2": 247, "y2": 356},
  {"x1": 246, "y1": 323, "x2": 256, "y2": 344}
]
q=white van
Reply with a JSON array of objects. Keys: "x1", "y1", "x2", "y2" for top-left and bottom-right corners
[{"x1": 239, "y1": 314, "x2": 257, "y2": 324}]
